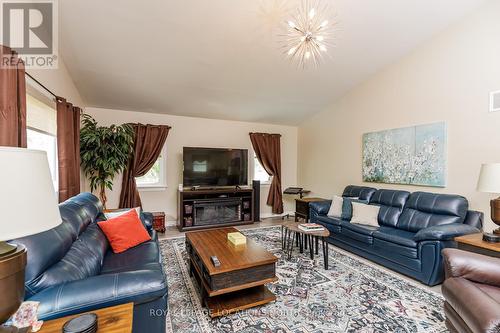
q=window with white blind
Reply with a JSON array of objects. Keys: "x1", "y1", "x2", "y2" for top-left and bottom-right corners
[{"x1": 26, "y1": 91, "x2": 58, "y2": 191}]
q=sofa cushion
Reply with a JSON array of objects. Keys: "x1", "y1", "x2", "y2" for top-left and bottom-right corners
[
  {"x1": 397, "y1": 192, "x2": 468, "y2": 232},
  {"x1": 30, "y1": 270, "x2": 167, "y2": 320},
  {"x1": 369, "y1": 189, "x2": 410, "y2": 227},
  {"x1": 101, "y1": 240, "x2": 161, "y2": 274},
  {"x1": 341, "y1": 222, "x2": 379, "y2": 236},
  {"x1": 24, "y1": 223, "x2": 109, "y2": 296},
  {"x1": 340, "y1": 224, "x2": 374, "y2": 245},
  {"x1": 372, "y1": 238, "x2": 419, "y2": 259},
  {"x1": 12, "y1": 221, "x2": 77, "y2": 297},
  {"x1": 67, "y1": 192, "x2": 106, "y2": 223},
  {"x1": 316, "y1": 215, "x2": 343, "y2": 226},
  {"x1": 373, "y1": 226, "x2": 417, "y2": 248},
  {"x1": 342, "y1": 185, "x2": 377, "y2": 201}
]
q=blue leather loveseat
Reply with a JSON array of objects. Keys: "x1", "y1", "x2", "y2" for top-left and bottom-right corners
[
  {"x1": 310, "y1": 185, "x2": 483, "y2": 286},
  {"x1": 10, "y1": 193, "x2": 168, "y2": 333}
]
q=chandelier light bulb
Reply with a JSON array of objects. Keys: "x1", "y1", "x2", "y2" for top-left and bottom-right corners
[
  {"x1": 309, "y1": 8, "x2": 315, "y2": 19},
  {"x1": 281, "y1": 0, "x2": 335, "y2": 68}
]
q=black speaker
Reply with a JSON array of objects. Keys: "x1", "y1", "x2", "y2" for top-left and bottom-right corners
[{"x1": 252, "y1": 180, "x2": 260, "y2": 222}]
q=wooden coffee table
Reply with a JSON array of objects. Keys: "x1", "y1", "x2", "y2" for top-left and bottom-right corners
[
  {"x1": 282, "y1": 222, "x2": 330, "y2": 269},
  {"x1": 185, "y1": 227, "x2": 278, "y2": 317}
]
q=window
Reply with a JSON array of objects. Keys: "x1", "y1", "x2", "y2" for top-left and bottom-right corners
[
  {"x1": 253, "y1": 154, "x2": 271, "y2": 184},
  {"x1": 26, "y1": 93, "x2": 58, "y2": 191},
  {"x1": 136, "y1": 149, "x2": 167, "y2": 189}
]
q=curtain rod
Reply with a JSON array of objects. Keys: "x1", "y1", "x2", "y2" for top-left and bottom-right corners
[{"x1": 25, "y1": 72, "x2": 58, "y2": 99}]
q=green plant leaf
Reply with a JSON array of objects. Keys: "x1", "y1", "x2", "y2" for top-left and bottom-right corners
[{"x1": 80, "y1": 114, "x2": 134, "y2": 197}]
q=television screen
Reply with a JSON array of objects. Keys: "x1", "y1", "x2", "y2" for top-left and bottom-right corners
[{"x1": 183, "y1": 147, "x2": 248, "y2": 187}]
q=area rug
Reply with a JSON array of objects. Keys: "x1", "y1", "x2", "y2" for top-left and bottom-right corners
[{"x1": 159, "y1": 226, "x2": 447, "y2": 333}]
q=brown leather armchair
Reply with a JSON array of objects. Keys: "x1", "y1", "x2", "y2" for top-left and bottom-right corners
[{"x1": 442, "y1": 248, "x2": 500, "y2": 333}]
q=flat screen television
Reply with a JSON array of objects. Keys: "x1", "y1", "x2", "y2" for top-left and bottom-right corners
[{"x1": 183, "y1": 147, "x2": 248, "y2": 187}]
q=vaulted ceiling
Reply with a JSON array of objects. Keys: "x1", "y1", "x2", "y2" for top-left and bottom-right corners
[{"x1": 59, "y1": 0, "x2": 487, "y2": 125}]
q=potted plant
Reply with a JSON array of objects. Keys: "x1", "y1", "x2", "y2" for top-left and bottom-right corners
[{"x1": 80, "y1": 114, "x2": 134, "y2": 208}]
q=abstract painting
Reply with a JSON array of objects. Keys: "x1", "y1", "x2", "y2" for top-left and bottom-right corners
[{"x1": 362, "y1": 122, "x2": 446, "y2": 187}]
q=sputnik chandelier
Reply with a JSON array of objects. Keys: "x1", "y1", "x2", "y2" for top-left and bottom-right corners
[{"x1": 282, "y1": 0, "x2": 334, "y2": 68}]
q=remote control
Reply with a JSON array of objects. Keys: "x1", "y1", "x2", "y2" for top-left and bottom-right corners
[{"x1": 210, "y1": 255, "x2": 221, "y2": 267}]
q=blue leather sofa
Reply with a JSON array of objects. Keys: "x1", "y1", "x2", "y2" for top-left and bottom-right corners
[
  {"x1": 311, "y1": 185, "x2": 483, "y2": 286},
  {"x1": 10, "y1": 193, "x2": 168, "y2": 333}
]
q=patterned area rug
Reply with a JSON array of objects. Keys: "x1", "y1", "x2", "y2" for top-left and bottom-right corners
[{"x1": 160, "y1": 226, "x2": 447, "y2": 333}]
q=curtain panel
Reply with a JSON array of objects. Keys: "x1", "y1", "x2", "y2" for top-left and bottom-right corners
[
  {"x1": 119, "y1": 124, "x2": 171, "y2": 208},
  {"x1": 56, "y1": 98, "x2": 81, "y2": 202},
  {"x1": 249, "y1": 132, "x2": 283, "y2": 214},
  {"x1": 0, "y1": 45, "x2": 27, "y2": 147}
]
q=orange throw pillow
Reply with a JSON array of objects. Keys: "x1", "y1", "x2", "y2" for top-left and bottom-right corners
[{"x1": 97, "y1": 209, "x2": 151, "y2": 253}]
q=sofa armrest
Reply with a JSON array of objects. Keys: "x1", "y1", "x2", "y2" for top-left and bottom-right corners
[
  {"x1": 442, "y1": 277, "x2": 500, "y2": 333},
  {"x1": 443, "y1": 248, "x2": 500, "y2": 287},
  {"x1": 29, "y1": 270, "x2": 167, "y2": 320},
  {"x1": 309, "y1": 200, "x2": 332, "y2": 216},
  {"x1": 413, "y1": 223, "x2": 479, "y2": 242}
]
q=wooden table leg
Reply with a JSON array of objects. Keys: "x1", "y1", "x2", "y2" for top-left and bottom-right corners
[{"x1": 315, "y1": 236, "x2": 319, "y2": 255}]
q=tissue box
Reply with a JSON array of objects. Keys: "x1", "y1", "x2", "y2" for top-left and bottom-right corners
[{"x1": 227, "y1": 232, "x2": 246, "y2": 246}]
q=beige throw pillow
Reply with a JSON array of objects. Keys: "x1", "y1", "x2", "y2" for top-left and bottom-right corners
[
  {"x1": 327, "y1": 195, "x2": 344, "y2": 218},
  {"x1": 105, "y1": 207, "x2": 141, "y2": 220},
  {"x1": 351, "y1": 202, "x2": 380, "y2": 226}
]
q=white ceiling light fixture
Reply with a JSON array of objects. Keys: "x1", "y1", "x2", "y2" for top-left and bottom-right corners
[{"x1": 282, "y1": 0, "x2": 335, "y2": 68}]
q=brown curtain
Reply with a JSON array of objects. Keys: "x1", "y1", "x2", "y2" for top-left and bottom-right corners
[
  {"x1": 0, "y1": 45, "x2": 27, "y2": 147},
  {"x1": 119, "y1": 124, "x2": 171, "y2": 208},
  {"x1": 249, "y1": 132, "x2": 283, "y2": 214},
  {"x1": 56, "y1": 98, "x2": 81, "y2": 202}
]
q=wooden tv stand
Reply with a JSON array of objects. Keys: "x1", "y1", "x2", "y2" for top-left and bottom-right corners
[{"x1": 177, "y1": 187, "x2": 255, "y2": 231}]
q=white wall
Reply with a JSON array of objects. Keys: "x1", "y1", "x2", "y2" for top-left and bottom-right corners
[
  {"x1": 85, "y1": 107, "x2": 298, "y2": 222},
  {"x1": 298, "y1": 1, "x2": 500, "y2": 232},
  {"x1": 26, "y1": 57, "x2": 84, "y2": 107}
]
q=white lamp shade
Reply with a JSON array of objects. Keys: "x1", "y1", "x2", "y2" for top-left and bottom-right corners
[
  {"x1": 0, "y1": 147, "x2": 61, "y2": 240},
  {"x1": 477, "y1": 163, "x2": 500, "y2": 194}
]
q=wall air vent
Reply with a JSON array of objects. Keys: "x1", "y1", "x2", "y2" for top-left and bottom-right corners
[{"x1": 490, "y1": 90, "x2": 500, "y2": 112}]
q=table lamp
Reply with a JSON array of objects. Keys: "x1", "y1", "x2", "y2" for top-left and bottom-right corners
[
  {"x1": 0, "y1": 147, "x2": 62, "y2": 330},
  {"x1": 477, "y1": 163, "x2": 500, "y2": 242}
]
